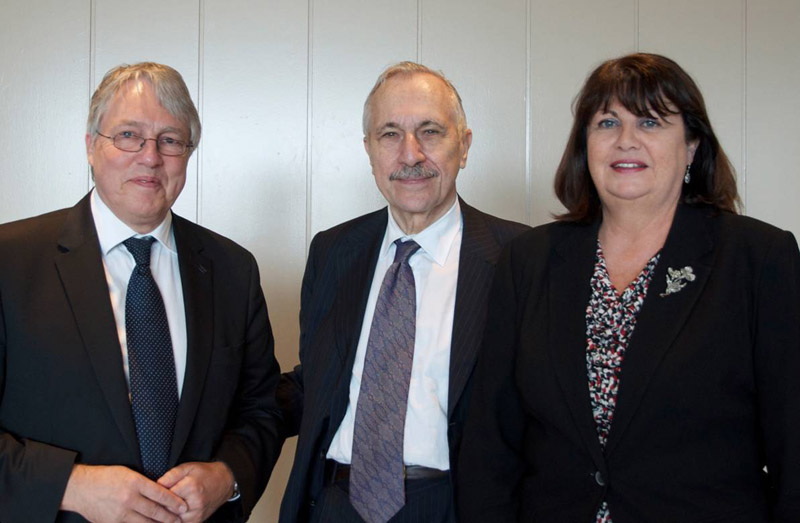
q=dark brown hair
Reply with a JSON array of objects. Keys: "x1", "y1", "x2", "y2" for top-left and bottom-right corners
[{"x1": 554, "y1": 53, "x2": 740, "y2": 222}]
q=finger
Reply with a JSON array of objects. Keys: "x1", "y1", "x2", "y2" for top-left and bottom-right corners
[
  {"x1": 124, "y1": 513, "x2": 161, "y2": 523},
  {"x1": 130, "y1": 495, "x2": 184, "y2": 523},
  {"x1": 179, "y1": 509, "x2": 205, "y2": 523},
  {"x1": 139, "y1": 479, "x2": 189, "y2": 515},
  {"x1": 168, "y1": 476, "x2": 200, "y2": 506},
  {"x1": 158, "y1": 464, "x2": 190, "y2": 489}
]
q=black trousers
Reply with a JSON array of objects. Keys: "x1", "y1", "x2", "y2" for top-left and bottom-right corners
[{"x1": 309, "y1": 474, "x2": 455, "y2": 523}]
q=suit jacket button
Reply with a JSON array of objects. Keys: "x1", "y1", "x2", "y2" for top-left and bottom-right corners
[{"x1": 594, "y1": 471, "x2": 606, "y2": 486}]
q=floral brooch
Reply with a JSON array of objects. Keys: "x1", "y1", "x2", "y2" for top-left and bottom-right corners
[{"x1": 660, "y1": 266, "x2": 696, "y2": 297}]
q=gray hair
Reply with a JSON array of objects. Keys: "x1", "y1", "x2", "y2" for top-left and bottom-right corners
[
  {"x1": 362, "y1": 61, "x2": 467, "y2": 137},
  {"x1": 87, "y1": 62, "x2": 201, "y2": 151}
]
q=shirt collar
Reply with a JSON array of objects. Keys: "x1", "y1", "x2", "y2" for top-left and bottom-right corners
[
  {"x1": 90, "y1": 189, "x2": 176, "y2": 256},
  {"x1": 381, "y1": 198, "x2": 462, "y2": 266}
]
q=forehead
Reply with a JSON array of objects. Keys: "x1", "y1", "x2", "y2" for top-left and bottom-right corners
[
  {"x1": 593, "y1": 84, "x2": 680, "y2": 118},
  {"x1": 594, "y1": 97, "x2": 681, "y2": 122},
  {"x1": 369, "y1": 73, "x2": 456, "y2": 127},
  {"x1": 103, "y1": 80, "x2": 187, "y2": 131}
]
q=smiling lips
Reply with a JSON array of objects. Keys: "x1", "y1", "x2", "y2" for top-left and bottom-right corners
[
  {"x1": 611, "y1": 160, "x2": 648, "y2": 171},
  {"x1": 131, "y1": 176, "x2": 162, "y2": 188}
]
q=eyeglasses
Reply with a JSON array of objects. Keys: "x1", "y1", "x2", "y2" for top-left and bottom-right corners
[{"x1": 96, "y1": 131, "x2": 194, "y2": 157}]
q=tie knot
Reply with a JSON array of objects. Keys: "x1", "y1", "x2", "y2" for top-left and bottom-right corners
[
  {"x1": 124, "y1": 236, "x2": 156, "y2": 267},
  {"x1": 393, "y1": 239, "x2": 420, "y2": 265}
]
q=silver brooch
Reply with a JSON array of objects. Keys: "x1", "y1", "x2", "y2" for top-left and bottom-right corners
[{"x1": 660, "y1": 266, "x2": 696, "y2": 297}]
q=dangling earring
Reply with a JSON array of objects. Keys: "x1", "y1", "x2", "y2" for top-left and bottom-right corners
[{"x1": 684, "y1": 164, "x2": 691, "y2": 184}]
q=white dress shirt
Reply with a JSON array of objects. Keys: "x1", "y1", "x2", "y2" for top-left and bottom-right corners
[
  {"x1": 90, "y1": 190, "x2": 188, "y2": 398},
  {"x1": 327, "y1": 198, "x2": 462, "y2": 470}
]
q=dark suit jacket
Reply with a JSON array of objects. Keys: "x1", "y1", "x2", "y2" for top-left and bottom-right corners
[
  {"x1": 277, "y1": 199, "x2": 529, "y2": 522},
  {"x1": 0, "y1": 192, "x2": 283, "y2": 523},
  {"x1": 458, "y1": 204, "x2": 800, "y2": 522}
]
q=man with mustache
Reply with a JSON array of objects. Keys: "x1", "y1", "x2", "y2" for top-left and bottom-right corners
[
  {"x1": 278, "y1": 62, "x2": 529, "y2": 523},
  {"x1": 0, "y1": 63, "x2": 282, "y2": 522}
]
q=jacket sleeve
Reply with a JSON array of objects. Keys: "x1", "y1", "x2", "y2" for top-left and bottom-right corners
[
  {"x1": 212, "y1": 253, "x2": 283, "y2": 520},
  {"x1": 457, "y1": 242, "x2": 527, "y2": 522},
  {"x1": 755, "y1": 230, "x2": 800, "y2": 520},
  {"x1": 276, "y1": 233, "x2": 321, "y2": 439},
  {"x1": 0, "y1": 287, "x2": 78, "y2": 522}
]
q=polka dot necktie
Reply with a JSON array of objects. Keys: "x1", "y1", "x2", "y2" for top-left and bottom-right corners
[
  {"x1": 350, "y1": 239, "x2": 421, "y2": 523},
  {"x1": 123, "y1": 236, "x2": 178, "y2": 480}
]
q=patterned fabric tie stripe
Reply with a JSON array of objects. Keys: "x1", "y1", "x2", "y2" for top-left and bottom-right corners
[
  {"x1": 350, "y1": 239, "x2": 421, "y2": 523},
  {"x1": 124, "y1": 236, "x2": 179, "y2": 480}
]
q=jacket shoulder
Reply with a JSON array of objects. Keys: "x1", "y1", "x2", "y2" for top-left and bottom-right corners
[
  {"x1": 716, "y1": 211, "x2": 793, "y2": 241},
  {"x1": 459, "y1": 201, "x2": 531, "y2": 250},
  {"x1": 509, "y1": 219, "x2": 588, "y2": 250},
  {"x1": 709, "y1": 211, "x2": 799, "y2": 265},
  {"x1": 172, "y1": 214, "x2": 257, "y2": 265},
  {"x1": 0, "y1": 208, "x2": 71, "y2": 245},
  {"x1": 472, "y1": 208, "x2": 530, "y2": 237},
  {"x1": 308, "y1": 208, "x2": 387, "y2": 255}
]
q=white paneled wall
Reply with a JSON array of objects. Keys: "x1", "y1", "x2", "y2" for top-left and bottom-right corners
[
  {"x1": 1, "y1": 1, "x2": 798, "y2": 521},
  {"x1": 746, "y1": 1, "x2": 800, "y2": 229},
  {"x1": 0, "y1": 1, "x2": 90, "y2": 218}
]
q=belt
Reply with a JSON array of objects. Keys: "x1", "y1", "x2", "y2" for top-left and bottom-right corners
[{"x1": 325, "y1": 460, "x2": 448, "y2": 484}]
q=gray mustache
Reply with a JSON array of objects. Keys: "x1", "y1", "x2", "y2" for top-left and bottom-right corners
[{"x1": 389, "y1": 165, "x2": 439, "y2": 181}]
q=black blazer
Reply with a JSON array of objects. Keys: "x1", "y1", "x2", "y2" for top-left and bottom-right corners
[
  {"x1": 0, "y1": 193, "x2": 283, "y2": 523},
  {"x1": 278, "y1": 199, "x2": 529, "y2": 522},
  {"x1": 458, "y1": 204, "x2": 800, "y2": 522}
]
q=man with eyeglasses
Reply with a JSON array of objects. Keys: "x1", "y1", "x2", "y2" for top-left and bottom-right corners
[{"x1": 0, "y1": 63, "x2": 282, "y2": 523}]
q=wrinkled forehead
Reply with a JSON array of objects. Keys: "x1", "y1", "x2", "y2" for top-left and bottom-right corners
[
  {"x1": 371, "y1": 73, "x2": 460, "y2": 125},
  {"x1": 103, "y1": 80, "x2": 189, "y2": 131}
]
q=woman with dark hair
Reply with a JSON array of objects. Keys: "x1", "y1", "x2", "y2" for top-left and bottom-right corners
[{"x1": 458, "y1": 53, "x2": 800, "y2": 522}]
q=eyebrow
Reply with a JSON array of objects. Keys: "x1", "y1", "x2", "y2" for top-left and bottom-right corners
[
  {"x1": 111, "y1": 121, "x2": 188, "y2": 136},
  {"x1": 376, "y1": 120, "x2": 446, "y2": 133},
  {"x1": 419, "y1": 120, "x2": 445, "y2": 129},
  {"x1": 377, "y1": 122, "x2": 401, "y2": 133},
  {"x1": 598, "y1": 109, "x2": 670, "y2": 123}
]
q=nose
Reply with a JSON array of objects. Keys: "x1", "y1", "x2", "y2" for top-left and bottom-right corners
[
  {"x1": 615, "y1": 123, "x2": 640, "y2": 150},
  {"x1": 137, "y1": 137, "x2": 164, "y2": 167},
  {"x1": 400, "y1": 134, "x2": 426, "y2": 166}
]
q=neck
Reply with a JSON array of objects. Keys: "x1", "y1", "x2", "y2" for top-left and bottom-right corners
[
  {"x1": 599, "y1": 200, "x2": 678, "y2": 250},
  {"x1": 598, "y1": 202, "x2": 678, "y2": 293},
  {"x1": 390, "y1": 195, "x2": 456, "y2": 235}
]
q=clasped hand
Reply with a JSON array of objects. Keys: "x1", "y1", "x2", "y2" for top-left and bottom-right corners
[{"x1": 61, "y1": 461, "x2": 235, "y2": 522}]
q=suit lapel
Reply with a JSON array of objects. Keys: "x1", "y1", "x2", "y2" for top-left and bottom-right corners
[
  {"x1": 54, "y1": 194, "x2": 140, "y2": 460},
  {"x1": 448, "y1": 202, "x2": 501, "y2": 418},
  {"x1": 605, "y1": 205, "x2": 715, "y2": 454},
  {"x1": 549, "y1": 221, "x2": 607, "y2": 469},
  {"x1": 169, "y1": 216, "x2": 214, "y2": 464},
  {"x1": 325, "y1": 211, "x2": 386, "y2": 437}
]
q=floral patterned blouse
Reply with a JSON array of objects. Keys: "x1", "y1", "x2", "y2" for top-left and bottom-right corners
[{"x1": 586, "y1": 241, "x2": 660, "y2": 522}]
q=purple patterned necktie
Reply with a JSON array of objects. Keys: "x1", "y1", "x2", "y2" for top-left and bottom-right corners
[
  {"x1": 124, "y1": 236, "x2": 178, "y2": 480},
  {"x1": 350, "y1": 239, "x2": 421, "y2": 523}
]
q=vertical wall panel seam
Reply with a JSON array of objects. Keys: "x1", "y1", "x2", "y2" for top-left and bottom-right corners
[
  {"x1": 417, "y1": 0, "x2": 422, "y2": 62},
  {"x1": 741, "y1": 0, "x2": 748, "y2": 214},
  {"x1": 196, "y1": 0, "x2": 205, "y2": 225},
  {"x1": 634, "y1": 0, "x2": 639, "y2": 50},
  {"x1": 305, "y1": 0, "x2": 314, "y2": 256},
  {"x1": 87, "y1": 0, "x2": 96, "y2": 192},
  {"x1": 525, "y1": 0, "x2": 532, "y2": 225}
]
